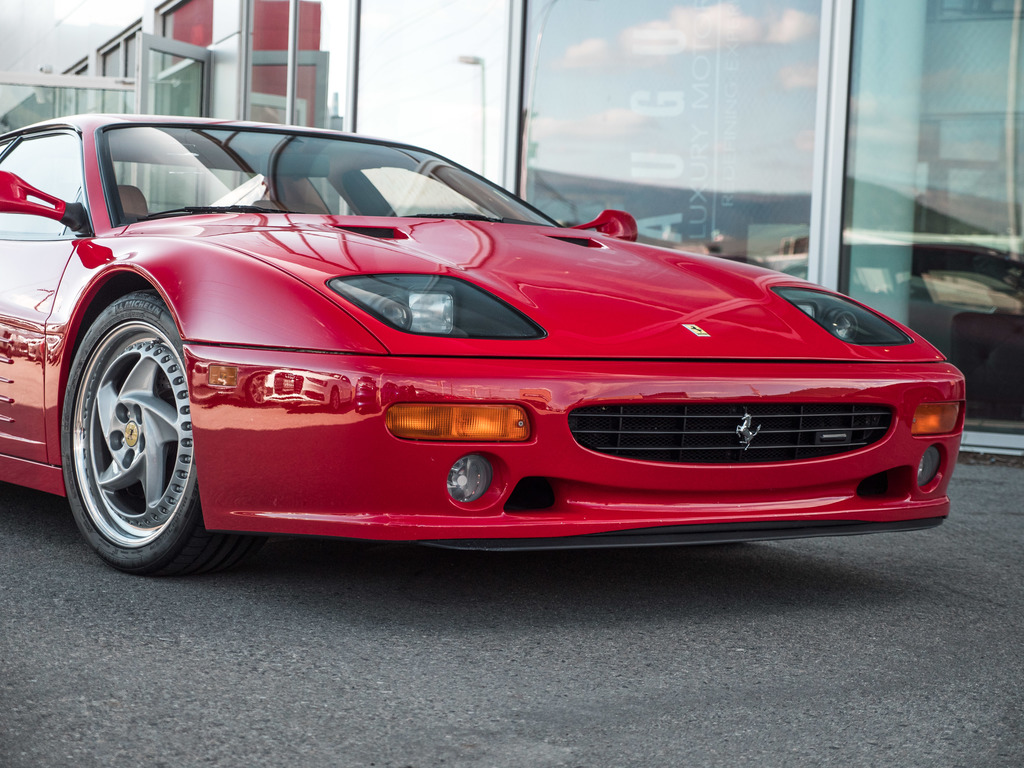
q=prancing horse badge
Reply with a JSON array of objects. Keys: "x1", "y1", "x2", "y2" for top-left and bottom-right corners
[{"x1": 736, "y1": 410, "x2": 762, "y2": 450}]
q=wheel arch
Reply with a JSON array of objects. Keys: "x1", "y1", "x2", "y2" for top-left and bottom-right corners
[
  {"x1": 59, "y1": 238, "x2": 387, "y2": 358},
  {"x1": 51, "y1": 269, "x2": 164, "y2": 468},
  {"x1": 63, "y1": 270, "x2": 161, "y2": 369},
  {"x1": 48, "y1": 239, "x2": 387, "y2": 465}
]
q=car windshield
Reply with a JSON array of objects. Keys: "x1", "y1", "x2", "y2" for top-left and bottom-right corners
[{"x1": 102, "y1": 125, "x2": 554, "y2": 226}]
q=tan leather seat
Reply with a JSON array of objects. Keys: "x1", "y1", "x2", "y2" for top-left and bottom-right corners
[{"x1": 118, "y1": 185, "x2": 148, "y2": 222}]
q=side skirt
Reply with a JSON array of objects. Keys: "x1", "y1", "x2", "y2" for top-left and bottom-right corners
[{"x1": 0, "y1": 454, "x2": 66, "y2": 496}]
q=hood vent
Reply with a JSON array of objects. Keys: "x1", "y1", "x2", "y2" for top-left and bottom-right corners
[
  {"x1": 334, "y1": 225, "x2": 407, "y2": 240},
  {"x1": 546, "y1": 235, "x2": 600, "y2": 248}
]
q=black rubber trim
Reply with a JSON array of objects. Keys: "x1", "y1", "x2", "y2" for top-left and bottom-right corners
[{"x1": 420, "y1": 517, "x2": 945, "y2": 551}]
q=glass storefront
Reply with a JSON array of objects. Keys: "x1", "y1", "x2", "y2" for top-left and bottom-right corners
[
  {"x1": 244, "y1": 0, "x2": 351, "y2": 129},
  {"x1": 524, "y1": 0, "x2": 822, "y2": 275},
  {"x1": 249, "y1": 0, "x2": 329, "y2": 126},
  {"x1": 844, "y1": 0, "x2": 1024, "y2": 433},
  {"x1": 356, "y1": 0, "x2": 512, "y2": 180},
  {"x1": 163, "y1": 0, "x2": 214, "y2": 46},
  {"x1": 1, "y1": 0, "x2": 1021, "y2": 448},
  {"x1": 311, "y1": 0, "x2": 351, "y2": 131}
]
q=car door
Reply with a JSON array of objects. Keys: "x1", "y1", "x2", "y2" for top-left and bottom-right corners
[{"x1": 0, "y1": 131, "x2": 85, "y2": 464}]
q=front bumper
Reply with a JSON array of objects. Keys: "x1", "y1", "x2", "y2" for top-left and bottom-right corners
[{"x1": 185, "y1": 345, "x2": 964, "y2": 543}]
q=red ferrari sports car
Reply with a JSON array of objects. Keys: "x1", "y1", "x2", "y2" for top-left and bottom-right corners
[{"x1": 0, "y1": 115, "x2": 963, "y2": 575}]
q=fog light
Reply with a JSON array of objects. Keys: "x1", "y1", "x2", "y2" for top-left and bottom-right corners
[
  {"x1": 447, "y1": 455, "x2": 492, "y2": 503},
  {"x1": 917, "y1": 445, "x2": 941, "y2": 487}
]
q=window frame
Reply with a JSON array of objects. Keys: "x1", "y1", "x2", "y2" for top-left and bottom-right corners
[{"x1": 0, "y1": 129, "x2": 89, "y2": 241}]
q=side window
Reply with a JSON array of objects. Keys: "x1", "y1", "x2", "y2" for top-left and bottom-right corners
[{"x1": 0, "y1": 133, "x2": 85, "y2": 239}]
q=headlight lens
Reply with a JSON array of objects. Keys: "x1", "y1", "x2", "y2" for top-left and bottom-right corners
[
  {"x1": 408, "y1": 291, "x2": 454, "y2": 334},
  {"x1": 774, "y1": 287, "x2": 912, "y2": 346},
  {"x1": 328, "y1": 274, "x2": 545, "y2": 338}
]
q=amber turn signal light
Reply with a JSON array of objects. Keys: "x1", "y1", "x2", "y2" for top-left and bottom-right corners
[
  {"x1": 207, "y1": 365, "x2": 238, "y2": 387},
  {"x1": 386, "y1": 403, "x2": 530, "y2": 442},
  {"x1": 911, "y1": 402, "x2": 960, "y2": 435}
]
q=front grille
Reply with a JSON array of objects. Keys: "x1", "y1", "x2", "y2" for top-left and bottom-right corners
[{"x1": 567, "y1": 403, "x2": 892, "y2": 464}]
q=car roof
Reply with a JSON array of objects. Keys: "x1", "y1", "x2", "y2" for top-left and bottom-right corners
[{"x1": 1, "y1": 113, "x2": 374, "y2": 144}]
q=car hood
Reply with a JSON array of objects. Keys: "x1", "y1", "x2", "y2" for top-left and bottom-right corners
[{"x1": 125, "y1": 215, "x2": 945, "y2": 362}]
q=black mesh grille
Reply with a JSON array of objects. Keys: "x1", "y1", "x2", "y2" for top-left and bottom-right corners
[{"x1": 567, "y1": 403, "x2": 892, "y2": 464}]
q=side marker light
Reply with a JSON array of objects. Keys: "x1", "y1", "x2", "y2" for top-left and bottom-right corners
[{"x1": 208, "y1": 365, "x2": 238, "y2": 388}]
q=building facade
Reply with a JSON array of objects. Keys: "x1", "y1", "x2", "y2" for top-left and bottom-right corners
[{"x1": 2, "y1": 0, "x2": 1022, "y2": 453}]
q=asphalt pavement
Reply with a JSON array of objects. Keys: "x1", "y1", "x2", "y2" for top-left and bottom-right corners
[{"x1": 1, "y1": 456, "x2": 1022, "y2": 767}]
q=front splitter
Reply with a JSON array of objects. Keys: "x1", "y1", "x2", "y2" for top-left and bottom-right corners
[{"x1": 420, "y1": 517, "x2": 945, "y2": 551}]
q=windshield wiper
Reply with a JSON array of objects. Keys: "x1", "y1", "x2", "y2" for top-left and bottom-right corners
[
  {"x1": 408, "y1": 212, "x2": 504, "y2": 223},
  {"x1": 141, "y1": 205, "x2": 290, "y2": 220}
]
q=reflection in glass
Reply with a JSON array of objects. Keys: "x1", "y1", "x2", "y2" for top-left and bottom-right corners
[
  {"x1": 524, "y1": 0, "x2": 821, "y2": 275},
  {"x1": 163, "y1": 0, "x2": 214, "y2": 47},
  {"x1": 311, "y1": 0, "x2": 352, "y2": 131},
  {"x1": 149, "y1": 52, "x2": 204, "y2": 117},
  {"x1": 357, "y1": 0, "x2": 511, "y2": 180},
  {"x1": 102, "y1": 46, "x2": 123, "y2": 78},
  {"x1": 844, "y1": 0, "x2": 1024, "y2": 432},
  {"x1": 250, "y1": 0, "x2": 294, "y2": 124},
  {"x1": 249, "y1": 0, "x2": 330, "y2": 126}
]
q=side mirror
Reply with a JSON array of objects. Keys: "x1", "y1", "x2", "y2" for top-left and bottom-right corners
[
  {"x1": 572, "y1": 209, "x2": 638, "y2": 242},
  {"x1": 0, "y1": 170, "x2": 90, "y2": 233}
]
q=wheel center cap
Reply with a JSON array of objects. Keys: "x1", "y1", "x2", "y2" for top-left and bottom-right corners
[{"x1": 124, "y1": 421, "x2": 140, "y2": 448}]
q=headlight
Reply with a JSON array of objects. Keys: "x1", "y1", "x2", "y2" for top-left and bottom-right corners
[
  {"x1": 328, "y1": 274, "x2": 545, "y2": 338},
  {"x1": 774, "y1": 287, "x2": 912, "y2": 346}
]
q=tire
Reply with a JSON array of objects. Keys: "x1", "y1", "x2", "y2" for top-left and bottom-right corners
[{"x1": 61, "y1": 291, "x2": 264, "y2": 575}]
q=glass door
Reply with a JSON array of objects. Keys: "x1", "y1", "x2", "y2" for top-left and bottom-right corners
[{"x1": 138, "y1": 34, "x2": 211, "y2": 117}]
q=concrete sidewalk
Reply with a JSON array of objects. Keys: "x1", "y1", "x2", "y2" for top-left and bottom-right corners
[
  {"x1": 958, "y1": 451, "x2": 1024, "y2": 470},
  {"x1": 953, "y1": 451, "x2": 1024, "y2": 516}
]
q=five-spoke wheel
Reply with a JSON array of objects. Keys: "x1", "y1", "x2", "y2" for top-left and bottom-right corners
[
  {"x1": 71, "y1": 321, "x2": 193, "y2": 547},
  {"x1": 62, "y1": 292, "x2": 262, "y2": 574}
]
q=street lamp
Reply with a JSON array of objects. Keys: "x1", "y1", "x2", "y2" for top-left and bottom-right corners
[{"x1": 458, "y1": 55, "x2": 485, "y2": 175}]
